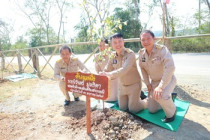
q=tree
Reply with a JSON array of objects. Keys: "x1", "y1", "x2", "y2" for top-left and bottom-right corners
[
  {"x1": 0, "y1": 19, "x2": 12, "y2": 51},
  {"x1": 55, "y1": 0, "x2": 72, "y2": 43},
  {"x1": 78, "y1": 0, "x2": 113, "y2": 40},
  {"x1": 107, "y1": 7, "x2": 142, "y2": 51},
  {"x1": 11, "y1": 36, "x2": 28, "y2": 50},
  {"x1": 194, "y1": 0, "x2": 210, "y2": 34},
  {"x1": 14, "y1": 0, "x2": 71, "y2": 44}
]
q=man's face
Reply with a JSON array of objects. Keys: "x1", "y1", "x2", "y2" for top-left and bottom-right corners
[
  {"x1": 140, "y1": 32, "x2": 155, "y2": 50},
  {"x1": 99, "y1": 41, "x2": 106, "y2": 51},
  {"x1": 111, "y1": 37, "x2": 124, "y2": 54},
  {"x1": 60, "y1": 49, "x2": 71, "y2": 62}
]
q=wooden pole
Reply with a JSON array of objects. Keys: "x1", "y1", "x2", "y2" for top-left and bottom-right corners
[
  {"x1": 83, "y1": 47, "x2": 99, "y2": 64},
  {"x1": 40, "y1": 46, "x2": 59, "y2": 73},
  {"x1": 0, "y1": 52, "x2": 5, "y2": 71},
  {"x1": 34, "y1": 49, "x2": 41, "y2": 77},
  {"x1": 86, "y1": 96, "x2": 91, "y2": 134},
  {"x1": 17, "y1": 51, "x2": 22, "y2": 73},
  {"x1": 103, "y1": 100, "x2": 105, "y2": 112}
]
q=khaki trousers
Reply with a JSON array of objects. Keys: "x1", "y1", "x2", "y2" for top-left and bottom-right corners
[
  {"x1": 118, "y1": 82, "x2": 147, "y2": 113},
  {"x1": 105, "y1": 78, "x2": 119, "y2": 101},
  {"x1": 148, "y1": 76, "x2": 177, "y2": 118},
  {"x1": 59, "y1": 81, "x2": 81, "y2": 101}
]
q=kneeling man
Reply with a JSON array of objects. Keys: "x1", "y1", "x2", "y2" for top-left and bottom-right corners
[
  {"x1": 101, "y1": 33, "x2": 147, "y2": 113},
  {"x1": 139, "y1": 30, "x2": 177, "y2": 123},
  {"x1": 54, "y1": 45, "x2": 87, "y2": 106}
]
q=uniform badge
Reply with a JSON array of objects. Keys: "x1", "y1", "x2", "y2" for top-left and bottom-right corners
[
  {"x1": 152, "y1": 56, "x2": 161, "y2": 62},
  {"x1": 142, "y1": 57, "x2": 146, "y2": 62},
  {"x1": 112, "y1": 59, "x2": 117, "y2": 64}
]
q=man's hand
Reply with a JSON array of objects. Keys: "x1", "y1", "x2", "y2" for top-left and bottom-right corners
[
  {"x1": 147, "y1": 84, "x2": 152, "y2": 93},
  {"x1": 99, "y1": 71, "x2": 113, "y2": 78},
  {"x1": 153, "y1": 87, "x2": 163, "y2": 100},
  {"x1": 99, "y1": 71, "x2": 106, "y2": 76}
]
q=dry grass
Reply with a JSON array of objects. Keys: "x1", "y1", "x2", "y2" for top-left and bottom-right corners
[{"x1": 0, "y1": 78, "x2": 39, "y2": 102}]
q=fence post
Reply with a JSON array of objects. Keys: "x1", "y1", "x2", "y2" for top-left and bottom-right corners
[
  {"x1": 164, "y1": 38, "x2": 172, "y2": 52},
  {"x1": 0, "y1": 51, "x2": 5, "y2": 71},
  {"x1": 34, "y1": 49, "x2": 41, "y2": 77},
  {"x1": 17, "y1": 51, "x2": 22, "y2": 73}
]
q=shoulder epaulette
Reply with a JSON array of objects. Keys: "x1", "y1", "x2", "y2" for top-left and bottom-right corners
[
  {"x1": 138, "y1": 48, "x2": 145, "y2": 53},
  {"x1": 56, "y1": 59, "x2": 62, "y2": 63},
  {"x1": 72, "y1": 57, "x2": 78, "y2": 61},
  {"x1": 125, "y1": 48, "x2": 133, "y2": 53},
  {"x1": 156, "y1": 44, "x2": 164, "y2": 49}
]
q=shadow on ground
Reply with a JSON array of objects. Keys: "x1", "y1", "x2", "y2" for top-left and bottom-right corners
[
  {"x1": 174, "y1": 85, "x2": 210, "y2": 108},
  {"x1": 143, "y1": 117, "x2": 209, "y2": 140}
]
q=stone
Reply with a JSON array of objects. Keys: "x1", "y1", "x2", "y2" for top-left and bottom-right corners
[
  {"x1": 129, "y1": 115, "x2": 134, "y2": 120},
  {"x1": 109, "y1": 129, "x2": 115, "y2": 135},
  {"x1": 103, "y1": 124, "x2": 110, "y2": 130},
  {"x1": 133, "y1": 125, "x2": 138, "y2": 131},
  {"x1": 114, "y1": 127, "x2": 120, "y2": 131}
]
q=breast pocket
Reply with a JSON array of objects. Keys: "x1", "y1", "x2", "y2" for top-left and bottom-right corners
[
  {"x1": 70, "y1": 64, "x2": 78, "y2": 72},
  {"x1": 61, "y1": 68, "x2": 66, "y2": 73},
  {"x1": 113, "y1": 63, "x2": 119, "y2": 69},
  {"x1": 152, "y1": 56, "x2": 162, "y2": 65}
]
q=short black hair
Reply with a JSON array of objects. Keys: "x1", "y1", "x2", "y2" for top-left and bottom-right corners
[
  {"x1": 59, "y1": 45, "x2": 72, "y2": 53},
  {"x1": 101, "y1": 38, "x2": 108, "y2": 44},
  {"x1": 110, "y1": 33, "x2": 124, "y2": 41},
  {"x1": 140, "y1": 30, "x2": 155, "y2": 39}
]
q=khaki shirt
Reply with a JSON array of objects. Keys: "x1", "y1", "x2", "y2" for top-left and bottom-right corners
[
  {"x1": 94, "y1": 49, "x2": 112, "y2": 73},
  {"x1": 104, "y1": 48, "x2": 141, "y2": 86},
  {"x1": 54, "y1": 56, "x2": 87, "y2": 81},
  {"x1": 139, "y1": 44, "x2": 175, "y2": 89}
]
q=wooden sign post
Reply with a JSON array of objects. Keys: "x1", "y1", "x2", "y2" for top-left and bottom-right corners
[{"x1": 65, "y1": 72, "x2": 110, "y2": 134}]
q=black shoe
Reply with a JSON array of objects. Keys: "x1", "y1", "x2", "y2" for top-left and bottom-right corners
[
  {"x1": 140, "y1": 91, "x2": 147, "y2": 100},
  {"x1": 172, "y1": 93, "x2": 177, "y2": 102},
  {"x1": 163, "y1": 110, "x2": 176, "y2": 123},
  {"x1": 74, "y1": 97, "x2": 80, "y2": 101},
  {"x1": 64, "y1": 100, "x2": 70, "y2": 106},
  {"x1": 116, "y1": 102, "x2": 119, "y2": 107}
]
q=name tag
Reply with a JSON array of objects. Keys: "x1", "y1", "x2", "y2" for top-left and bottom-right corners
[{"x1": 112, "y1": 59, "x2": 117, "y2": 64}]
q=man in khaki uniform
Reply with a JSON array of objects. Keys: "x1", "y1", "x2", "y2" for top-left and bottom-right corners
[
  {"x1": 95, "y1": 38, "x2": 110, "y2": 73},
  {"x1": 95, "y1": 39, "x2": 118, "y2": 101},
  {"x1": 101, "y1": 33, "x2": 147, "y2": 113},
  {"x1": 54, "y1": 45, "x2": 87, "y2": 106},
  {"x1": 139, "y1": 30, "x2": 176, "y2": 123}
]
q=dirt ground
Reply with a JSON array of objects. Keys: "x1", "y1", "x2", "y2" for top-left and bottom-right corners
[
  {"x1": 0, "y1": 75, "x2": 209, "y2": 140},
  {"x1": 0, "y1": 53, "x2": 210, "y2": 139}
]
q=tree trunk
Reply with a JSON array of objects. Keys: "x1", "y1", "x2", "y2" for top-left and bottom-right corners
[
  {"x1": 17, "y1": 51, "x2": 22, "y2": 73},
  {"x1": 165, "y1": 4, "x2": 170, "y2": 36},
  {"x1": 199, "y1": 0, "x2": 201, "y2": 34},
  {"x1": 205, "y1": 0, "x2": 210, "y2": 13}
]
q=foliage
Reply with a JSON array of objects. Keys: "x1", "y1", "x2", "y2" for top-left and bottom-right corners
[
  {"x1": 172, "y1": 37, "x2": 210, "y2": 53},
  {"x1": 71, "y1": 44, "x2": 98, "y2": 54},
  {"x1": 0, "y1": 19, "x2": 12, "y2": 51},
  {"x1": 10, "y1": 36, "x2": 28, "y2": 50}
]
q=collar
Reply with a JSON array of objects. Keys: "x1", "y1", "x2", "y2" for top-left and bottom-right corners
[
  {"x1": 62, "y1": 57, "x2": 72, "y2": 65},
  {"x1": 115, "y1": 48, "x2": 126, "y2": 57},
  {"x1": 151, "y1": 45, "x2": 157, "y2": 54}
]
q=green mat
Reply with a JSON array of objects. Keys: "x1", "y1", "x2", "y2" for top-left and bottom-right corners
[
  {"x1": 5, "y1": 73, "x2": 37, "y2": 82},
  {"x1": 110, "y1": 98, "x2": 190, "y2": 132}
]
